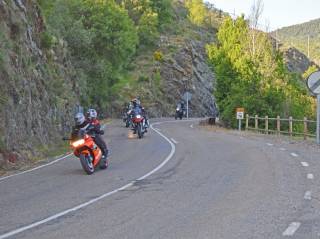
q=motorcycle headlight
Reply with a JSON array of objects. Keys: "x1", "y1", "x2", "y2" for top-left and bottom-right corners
[
  {"x1": 176, "y1": 108, "x2": 179, "y2": 111},
  {"x1": 136, "y1": 115, "x2": 142, "y2": 119},
  {"x1": 71, "y1": 139, "x2": 85, "y2": 148}
]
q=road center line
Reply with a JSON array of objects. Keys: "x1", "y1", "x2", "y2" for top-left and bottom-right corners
[
  {"x1": 301, "y1": 162, "x2": 309, "y2": 167},
  {"x1": 0, "y1": 121, "x2": 176, "y2": 239},
  {"x1": 267, "y1": 143, "x2": 273, "y2": 146},
  {"x1": 0, "y1": 154, "x2": 72, "y2": 183},
  {"x1": 280, "y1": 148, "x2": 286, "y2": 151},
  {"x1": 304, "y1": 191, "x2": 312, "y2": 200},
  {"x1": 170, "y1": 138, "x2": 178, "y2": 144},
  {"x1": 282, "y1": 222, "x2": 301, "y2": 236},
  {"x1": 307, "y1": 174, "x2": 314, "y2": 179},
  {"x1": 290, "y1": 153, "x2": 299, "y2": 157}
]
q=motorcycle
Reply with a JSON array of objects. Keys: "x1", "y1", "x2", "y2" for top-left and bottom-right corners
[
  {"x1": 64, "y1": 128, "x2": 108, "y2": 175},
  {"x1": 175, "y1": 105, "x2": 184, "y2": 120},
  {"x1": 131, "y1": 109, "x2": 146, "y2": 139}
]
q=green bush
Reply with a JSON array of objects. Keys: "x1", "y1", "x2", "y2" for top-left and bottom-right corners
[{"x1": 40, "y1": 31, "x2": 54, "y2": 49}]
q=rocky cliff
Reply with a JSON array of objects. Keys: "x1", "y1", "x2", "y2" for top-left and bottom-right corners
[
  {"x1": 0, "y1": 0, "x2": 78, "y2": 170},
  {"x1": 283, "y1": 46, "x2": 317, "y2": 74},
  {"x1": 157, "y1": 39, "x2": 216, "y2": 117}
]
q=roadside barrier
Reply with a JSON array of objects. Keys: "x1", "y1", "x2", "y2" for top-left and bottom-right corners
[{"x1": 245, "y1": 114, "x2": 316, "y2": 139}]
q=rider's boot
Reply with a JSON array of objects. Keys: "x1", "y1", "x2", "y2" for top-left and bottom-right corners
[{"x1": 100, "y1": 149, "x2": 109, "y2": 169}]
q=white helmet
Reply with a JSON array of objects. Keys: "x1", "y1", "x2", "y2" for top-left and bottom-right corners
[
  {"x1": 74, "y1": 112, "x2": 85, "y2": 126},
  {"x1": 87, "y1": 108, "x2": 97, "y2": 120}
]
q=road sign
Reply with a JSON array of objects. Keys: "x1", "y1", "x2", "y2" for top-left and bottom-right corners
[
  {"x1": 236, "y1": 107, "x2": 245, "y2": 131},
  {"x1": 307, "y1": 71, "x2": 320, "y2": 95},
  {"x1": 306, "y1": 71, "x2": 320, "y2": 144},
  {"x1": 183, "y1": 91, "x2": 192, "y2": 102},
  {"x1": 236, "y1": 107, "x2": 244, "y2": 112},
  {"x1": 236, "y1": 112, "x2": 244, "y2": 120}
]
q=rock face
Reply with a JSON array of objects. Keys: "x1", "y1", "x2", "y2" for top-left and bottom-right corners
[
  {"x1": 284, "y1": 47, "x2": 317, "y2": 74},
  {"x1": 0, "y1": 0, "x2": 78, "y2": 168},
  {"x1": 147, "y1": 39, "x2": 217, "y2": 117}
]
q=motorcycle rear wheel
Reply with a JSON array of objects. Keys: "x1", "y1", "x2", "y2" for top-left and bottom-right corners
[{"x1": 80, "y1": 154, "x2": 94, "y2": 175}]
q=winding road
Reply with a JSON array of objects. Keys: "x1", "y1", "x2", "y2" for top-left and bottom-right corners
[{"x1": 1, "y1": 119, "x2": 320, "y2": 238}]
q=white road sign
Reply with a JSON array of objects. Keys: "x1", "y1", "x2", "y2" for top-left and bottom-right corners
[
  {"x1": 236, "y1": 112, "x2": 244, "y2": 120},
  {"x1": 307, "y1": 71, "x2": 320, "y2": 95},
  {"x1": 183, "y1": 91, "x2": 192, "y2": 102}
]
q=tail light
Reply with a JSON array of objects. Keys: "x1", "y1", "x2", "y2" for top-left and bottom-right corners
[{"x1": 71, "y1": 139, "x2": 85, "y2": 148}]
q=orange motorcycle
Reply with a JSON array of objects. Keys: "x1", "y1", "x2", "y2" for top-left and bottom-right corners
[{"x1": 65, "y1": 129, "x2": 108, "y2": 174}]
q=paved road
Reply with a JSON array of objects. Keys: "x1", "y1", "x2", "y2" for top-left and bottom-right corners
[{"x1": 0, "y1": 119, "x2": 320, "y2": 238}]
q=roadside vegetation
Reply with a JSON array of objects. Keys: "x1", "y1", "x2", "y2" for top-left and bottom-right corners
[
  {"x1": 38, "y1": 0, "x2": 174, "y2": 113},
  {"x1": 207, "y1": 16, "x2": 315, "y2": 128}
]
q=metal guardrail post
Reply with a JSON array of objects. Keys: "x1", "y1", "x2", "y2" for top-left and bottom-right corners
[
  {"x1": 255, "y1": 115, "x2": 258, "y2": 130},
  {"x1": 265, "y1": 116, "x2": 268, "y2": 134},
  {"x1": 304, "y1": 117, "x2": 307, "y2": 140},
  {"x1": 245, "y1": 114, "x2": 249, "y2": 130},
  {"x1": 289, "y1": 116, "x2": 293, "y2": 137},
  {"x1": 277, "y1": 116, "x2": 280, "y2": 136}
]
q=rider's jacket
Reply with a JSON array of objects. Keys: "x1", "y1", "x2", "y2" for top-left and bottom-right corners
[{"x1": 71, "y1": 120, "x2": 103, "y2": 140}]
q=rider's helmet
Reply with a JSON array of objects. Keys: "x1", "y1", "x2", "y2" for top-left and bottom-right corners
[
  {"x1": 74, "y1": 112, "x2": 85, "y2": 126},
  {"x1": 132, "y1": 98, "x2": 138, "y2": 107},
  {"x1": 86, "y1": 108, "x2": 97, "y2": 120}
]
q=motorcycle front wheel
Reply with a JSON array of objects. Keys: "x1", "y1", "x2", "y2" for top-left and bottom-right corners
[
  {"x1": 80, "y1": 154, "x2": 94, "y2": 175},
  {"x1": 138, "y1": 123, "x2": 144, "y2": 139}
]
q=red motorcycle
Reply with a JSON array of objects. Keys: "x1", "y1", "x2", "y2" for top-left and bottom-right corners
[
  {"x1": 64, "y1": 129, "x2": 108, "y2": 174},
  {"x1": 131, "y1": 109, "x2": 146, "y2": 139}
]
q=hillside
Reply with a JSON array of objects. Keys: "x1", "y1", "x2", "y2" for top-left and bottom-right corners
[
  {"x1": 0, "y1": 0, "x2": 222, "y2": 170},
  {"x1": 0, "y1": 0, "x2": 78, "y2": 170},
  {"x1": 273, "y1": 18, "x2": 320, "y2": 66}
]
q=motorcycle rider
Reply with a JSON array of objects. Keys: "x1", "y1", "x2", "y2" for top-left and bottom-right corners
[
  {"x1": 86, "y1": 109, "x2": 108, "y2": 163},
  {"x1": 72, "y1": 110, "x2": 108, "y2": 169},
  {"x1": 131, "y1": 98, "x2": 150, "y2": 129}
]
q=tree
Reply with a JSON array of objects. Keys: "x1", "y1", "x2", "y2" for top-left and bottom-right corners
[
  {"x1": 185, "y1": 0, "x2": 208, "y2": 26},
  {"x1": 138, "y1": 10, "x2": 159, "y2": 46},
  {"x1": 207, "y1": 15, "x2": 314, "y2": 127}
]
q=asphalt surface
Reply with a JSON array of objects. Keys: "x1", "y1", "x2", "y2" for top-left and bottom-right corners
[{"x1": 1, "y1": 119, "x2": 320, "y2": 239}]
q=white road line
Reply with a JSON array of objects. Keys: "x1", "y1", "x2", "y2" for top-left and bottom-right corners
[
  {"x1": 283, "y1": 222, "x2": 301, "y2": 236},
  {"x1": 290, "y1": 153, "x2": 299, "y2": 157},
  {"x1": 0, "y1": 123, "x2": 109, "y2": 182},
  {"x1": 154, "y1": 128, "x2": 161, "y2": 131},
  {"x1": 190, "y1": 124, "x2": 194, "y2": 128},
  {"x1": 0, "y1": 121, "x2": 176, "y2": 239},
  {"x1": 267, "y1": 143, "x2": 273, "y2": 146},
  {"x1": 301, "y1": 162, "x2": 309, "y2": 167},
  {"x1": 304, "y1": 191, "x2": 312, "y2": 200},
  {"x1": 170, "y1": 138, "x2": 178, "y2": 144},
  {"x1": 0, "y1": 154, "x2": 72, "y2": 183},
  {"x1": 280, "y1": 148, "x2": 286, "y2": 151},
  {"x1": 307, "y1": 174, "x2": 314, "y2": 180}
]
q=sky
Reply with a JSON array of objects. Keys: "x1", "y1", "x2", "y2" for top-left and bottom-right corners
[{"x1": 206, "y1": 0, "x2": 320, "y2": 31}]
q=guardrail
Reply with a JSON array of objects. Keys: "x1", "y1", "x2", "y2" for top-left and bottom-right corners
[{"x1": 245, "y1": 114, "x2": 316, "y2": 139}]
